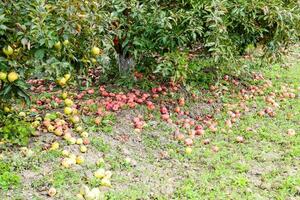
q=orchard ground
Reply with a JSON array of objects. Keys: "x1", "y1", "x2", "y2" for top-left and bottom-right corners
[{"x1": 0, "y1": 49, "x2": 299, "y2": 200}]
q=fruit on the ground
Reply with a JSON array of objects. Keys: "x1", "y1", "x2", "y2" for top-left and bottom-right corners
[
  {"x1": 184, "y1": 138, "x2": 193, "y2": 146},
  {"x1": 68, "y1": 137, "x2": 76, "y2": 145},
  {"x1": 70, "y1": 115, "x2": 80, "y2": 124},
  {"x1": 62, "y1": 150, "x2": 69, "y2": 156},
  {"x1": 3, "y1": 45, "x2": 13, "y2": 56},
  {"x1": 80, "y1": 145, "x2": 87, "y2": 153},
  {"x1": 64, "y1": 99, "x2": 73, "y2": 106},
  {"x1": 7, "y1": 71, "x2": 19, "y2": 82},
  {"x1": 64, "y1": 107, "x2": 73, "y2": 115},
  {"x1": 57, "y1": 77, "x2": 67, "y2": 86},
  {"x1": 83, "y1": 138, "x2": 90, "y2": 145},
  {"x1": 76, "y1": 155, "x2": 85, "y2": 164},
  {"x1": 50, "y1": 142, "x2": 59, "y2": 150},
  {"x1": 179, "y1": 97, "x2": 185, "y2": 106},
  {"x1": 85, "y1": 188, "x2": 101, "y2": 200},
  {"x1": 104, "y1": 171, "x2": 112, "y2": 179},
  {"x1": 61, "y1": 92, "x2": 68, "y2": 99},
  {"x1": 236, "y1": 136, "x2": 244, "y2": 143},
  {"x1": 18, "y1": 112, "x2": 26, "y2": 117},
  {"x1": 203, "y1": 139, "x2": 210, "y2": 145},
  {"x1": 185, "y1": 147, "x2": 192, "y2": 154},
  {"x1": 75, "y1": 126, "x2": 83, "y2": 133},
  {"x1": 94, "y1": 168, "x2": 106, "y2": 179},
  {"x1": 54, "y1": 128, "x2": 63, "y2": 136},
  {"x1": 212, "y1": 145, "x2": 219, "y2": 152},
  {"x1": 76, "y1": 193, "x2": 85, "y2": 200},
  {"x1": 87, "y1": 89, "x2": 94, "y2": 94},
  {"x1": 81, "y1": 131, "x2": 88, "y2": 138},
  {"x1": 72, "y1": 108, "x2": 79, "y2": 115},
  {"x1": 100, "y1": 177, "x2": 111, "y2": 187},
  {"x1": 0, "y1": 72, "x2": 7, "y2": 81},
  {"x1": 287, "y1": 128, "x2": 296, "y2": 136},
  {"x1": 76, "y1": 138, "x2": 83, "y2": 145},
  {"x1": 89, "y1": 188, "x2": 101, "y2": 200},
  {"x1": 94, "y1": 117, "x2": 102, "y2": 125},
  {"x1": 47, "y1": 125, "x2": 55, "y2": 132},
  {"x1": 80, "y1": 185, "x2": 90, "y2": 195},
  {"x1": 61, "y1": 158, "x2": 73, "y2": 168},
  {"x1": 91, "y1": 46, "x2": 100, "y2": 56},
  {"x1": 48, "y1": 187, "x2": 57, "y2": 197},
  {"x1": 63, "y1": 132, "x2": 72, "y2": 140},
  {"x1": 31, "y1": 121, "x2": 40, "y2": 128}
]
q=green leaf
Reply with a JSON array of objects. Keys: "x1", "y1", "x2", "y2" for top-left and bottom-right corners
[
  {"x1": 0, "y1": 84, "x2": 12, "y2": 97},
  {"x1": 16, "y1": 87, "x2": 31, "y2": 105},
  {"x1": 34, "y1": 49, "x2": 45, "y2": 60}
]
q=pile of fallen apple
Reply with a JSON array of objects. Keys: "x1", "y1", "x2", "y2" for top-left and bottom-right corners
[{"x1": 7, "y1": 71, "x2": 298, "y2": 199}]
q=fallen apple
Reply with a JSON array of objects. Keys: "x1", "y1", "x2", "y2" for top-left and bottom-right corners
[
  {"x1": 94, "y1": 168, "x2": 106, "y2": 179},
  {"x1": 48, "y1": 187, "x2": 57, "y2": 197},
  {"x1": 76, "y1": 155, "x2": 85, "y2": 164},
  {"x1": 100, "y1": 177, "x2": 111, "y2": 187},
  {"x1": 80, "y1": 145, "x2": 87, "y2": 153},
  {"x1": 185, "y1": 147, "x2": 192, "y2": 154},
  {"x1": 64, "y1": 107, "x2": 73, "y2": 115}
]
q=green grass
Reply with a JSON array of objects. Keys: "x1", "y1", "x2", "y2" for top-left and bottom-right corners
[
  {"x1": 91, "y1": 137, "x2": 111, "y2": 153},
  {"x1": 0, "y1": 171, "x2": 21, "y2": 190}
]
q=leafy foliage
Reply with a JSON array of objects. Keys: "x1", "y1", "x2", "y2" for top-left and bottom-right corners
[
  {"x1": 0, "y1": 160, "x2": 21, "y2": 190},
  {"x1": 0, "y1": 114, "x2": 34, "y2": 145},
  {"x1": 0, "y1": 171, "x2": 21, "y2": 190},
  {"x1": 1, "y1": 0, "x2": 299, "y2": 84}
]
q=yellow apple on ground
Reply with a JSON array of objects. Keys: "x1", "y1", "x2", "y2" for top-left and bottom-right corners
[
  {"x1": 76, "y1": 138, "x2": 83, "y2": 145},
  {"x1": 100, "y1": 177, "x2": 111, "y2": 187},
  {"x1": 57, "y1": 77, "x2": 67, "y2": 86},
  {"x1": 80, "y1": 185, "x2": 90, "y2": 195},
  {"x1": 68, "y1": 137, "x2": 76, "y2": 145},
  {"x1": 70, "y1": 115, "x2": 80, "y2": 124},
  {"x1": 81, "y1": 131, "x2": 89, "y2": 138},
  {"x1": 76, "y1": 155, "x2": 85, "y2": 164},
  {"x1": 80, "y1": 145, "x2": 87, "y2": 153},
  {"x1": 48, "y1": 187, "x2": 57, "y2": 197},
  {"x1": 62, "y1": 150, "x2": 69, "y2": 156},
  {"x1": 50, "y1": 142, "x2": 59, "y2": 150},
  {"x1": 64, "y1": 99, "x2": 73, "y2": 106},
  {"x1": 64, "y1": 107, "x2": 73, "y2": 115},
  {"x1": 185, "y1": 147, "x2": 192, "y2": 154},
  {"x1": 94, "y1": 168, "x2": 106, "y2": 179},
  {"x1": 104, "y1": 171, "x2": 112, "y2": 179},
  {"x1": 18, "y1": 112, "x2": 26, "y2": 117},
  {"x1": 62, "y1": 158, "x2": 73, "y2": 168},
  {"x1": 76, "y1": 193, "x2": 85, "y2": 200},
  {"x1": 75, "y1": 126, "x2": 83, "y2": 133},
  {"x1": 61, "y1": 92, "x2": 68, "y2": 99}
]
